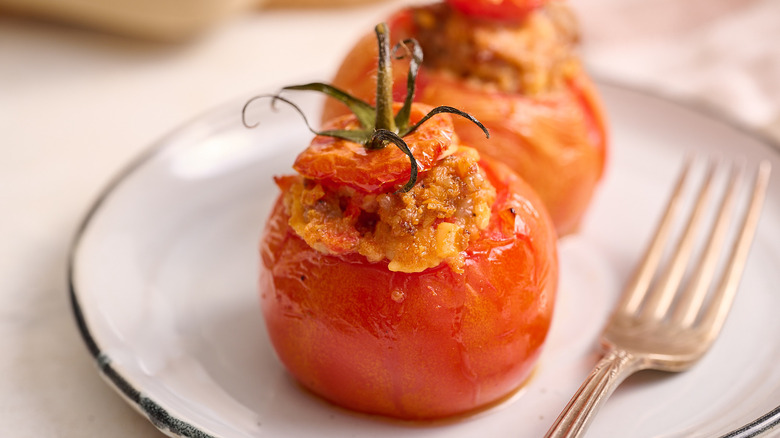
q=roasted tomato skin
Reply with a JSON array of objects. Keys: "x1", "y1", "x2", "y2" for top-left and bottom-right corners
[
  {"x1": 259, "y1": 157, "x2": 558, "y2": 420},
  {"x1": 322, "y1": 6, "x2": 608, "y2": 236},
  {"x1": 446, "y1": 0, "x2": 549, "y2": 21},
  {"x1": 295, "y1": 103, "x2": 454, "y2": 193}
]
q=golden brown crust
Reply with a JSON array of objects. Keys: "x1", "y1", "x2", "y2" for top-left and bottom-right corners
[{"x1": 283, "y1": 146, "x2": 496, "y2": 273}]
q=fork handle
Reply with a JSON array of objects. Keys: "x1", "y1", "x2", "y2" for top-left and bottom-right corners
[{"x1": 545, "y1": 348, "x2": 645, "y2": 438}]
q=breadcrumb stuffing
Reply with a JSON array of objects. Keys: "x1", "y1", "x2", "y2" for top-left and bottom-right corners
[
  {"x1": 282, "y1": 147, "x2": 496, "y2": 273},
  {"x1": 411, "y1": 1, "x2": 580, "y2": 95}
]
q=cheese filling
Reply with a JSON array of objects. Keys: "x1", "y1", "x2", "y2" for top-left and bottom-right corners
[{"x1": 283, "y1": 147, "x2": 496, "y2": 273}]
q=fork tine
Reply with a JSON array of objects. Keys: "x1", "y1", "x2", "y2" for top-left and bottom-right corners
[
  {"x1": 638, "y1": 158, "x2": 717, "y2": 321},
  {"x1": 618, "y1": 157, "x2": 693, "y2": 315},
  {"x1": 698, "y1": 160, "x2": 771, "y2": 336},
  {"x1": 670, "y1": 163, "x2": 741, "y2": 327}
]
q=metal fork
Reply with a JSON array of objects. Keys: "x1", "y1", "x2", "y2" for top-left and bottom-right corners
[{"x1": 545, "y1": 157, "x2": 772, "y2": 438}]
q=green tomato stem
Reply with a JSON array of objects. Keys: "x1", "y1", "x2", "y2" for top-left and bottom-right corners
[
  {"x1": 374, "y1": 23, "x2": 397, "y2": 134},
  {"x1": 245, "y1": 21, "x2": 488, "y2": 193}
]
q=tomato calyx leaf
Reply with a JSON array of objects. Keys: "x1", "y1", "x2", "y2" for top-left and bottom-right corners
[
  {"x1": 406, "y1": 105, "x2": 489, "y2": 138},
  {"x1": 392, "y1": 38, "x2": 422, "y2": 134},
  {"x1": 242, "y1": 94, "x2": 374, "y2": 144},
  {"x1": 243, "y1": 22, "x2": 488, "y2": 192},
  {"x1": 282, "y1": 83, "x2": 376, "y2": 130}
]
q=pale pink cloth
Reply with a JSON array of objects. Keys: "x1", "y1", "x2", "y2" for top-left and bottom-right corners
[{"x1": 572, "y1": 0, "x2": 780, "y2": 132}]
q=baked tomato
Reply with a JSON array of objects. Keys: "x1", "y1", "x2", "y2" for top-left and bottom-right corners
[
  {"x1": 259, "y1": 118, "x2": 558, "y2": 420},
  {"x1": 322, "y1": 1, "x2": 608, "y2": 236},
  {"x1": 446, "y1": 0, "x2": 549, "y2": 21},
  {"x1": 251, "y1": 23, "x2": 558, "y2": 420}
]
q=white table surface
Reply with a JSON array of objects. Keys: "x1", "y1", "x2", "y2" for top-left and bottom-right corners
[{"x1": 2, "y1": 0, "x2": 779, "y2": 436}]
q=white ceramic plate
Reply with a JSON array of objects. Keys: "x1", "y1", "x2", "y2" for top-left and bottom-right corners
[{"x1": 69, "y1": 83, "x2": 780, "y2": 438}]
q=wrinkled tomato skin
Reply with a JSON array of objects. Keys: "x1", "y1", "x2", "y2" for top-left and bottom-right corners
[
  {"x1": 259, "y1": 158, "x2": 558, "y2": 420},
  {"x1": 446, "y1": 0, "x2": 549, "y2": 22},
  {"x1": 321, "y1": 9, "x2": 608, "y2": 236},
  {"x1": 295, "y1": 103, "x2": 454, "y2": 193}
]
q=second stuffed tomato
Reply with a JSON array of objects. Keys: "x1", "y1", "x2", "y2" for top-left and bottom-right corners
[{"x1": 323, "y1": 0, "x2": 608, "y2": 236}]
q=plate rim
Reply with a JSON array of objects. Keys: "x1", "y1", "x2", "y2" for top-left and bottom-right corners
[
  {"x1": 66, "y1": 99, "x2": 245, "y2": 438},
  {"x1": 66, "y1": 79, "x2": 780, "y2": 438}
]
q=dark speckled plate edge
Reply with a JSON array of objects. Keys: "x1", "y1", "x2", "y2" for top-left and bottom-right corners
[{"x1": 66, "y1": 99, "x2": 236, "y2": 438}]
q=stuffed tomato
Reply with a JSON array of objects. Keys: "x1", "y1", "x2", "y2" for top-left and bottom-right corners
[
  {"x1": 252, "y1": 23, "x2": 558, "y2": 420},
  {"x1": 259, "y1": 110, "x2": 557, "y2": 420},
  {"x1": 322, "y1": 0, "x2": 608, "y2": 236}
]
